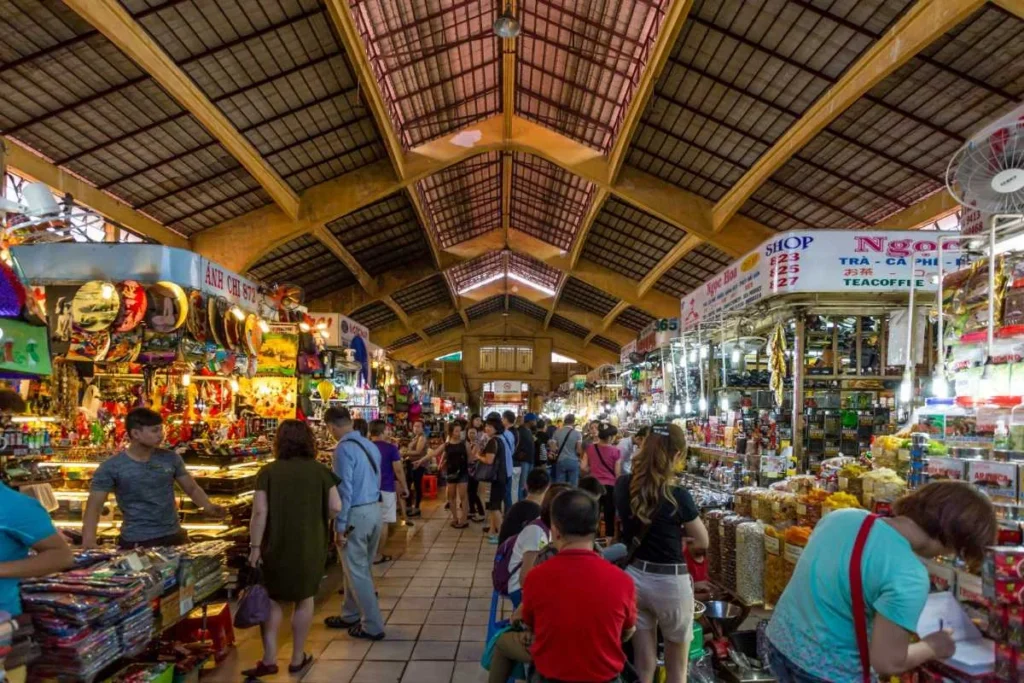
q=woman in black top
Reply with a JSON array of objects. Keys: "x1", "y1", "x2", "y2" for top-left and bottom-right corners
[
  {"x1": 437, "y1": 422, "x2": 469, "y2": 528},
  {"x1": 473, "y1": 414, "x2": 507, "y2": 544},
  {"x1": 614, "y1": 423, "x2": 709, "y2": 683}
]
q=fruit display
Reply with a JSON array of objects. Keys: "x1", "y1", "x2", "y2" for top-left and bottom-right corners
[
  {"x1": 823, "y1": 491, "x2": 862, "y2": 515},
  {"x1": 797, "y1": 489, "x2": 829, "y2": 527}
]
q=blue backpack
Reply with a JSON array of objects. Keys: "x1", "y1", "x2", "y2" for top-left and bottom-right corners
[{"x1": 492, "y1": 518, "x2": 549, "y2": 595}]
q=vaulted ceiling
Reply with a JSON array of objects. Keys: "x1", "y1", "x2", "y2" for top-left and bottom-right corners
[{"x1": 3, "y1": 0, "x2": 1023, "y2": 366}]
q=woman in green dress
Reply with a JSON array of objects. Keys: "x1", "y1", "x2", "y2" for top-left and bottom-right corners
[{"x1": 244, "y1": 420, "x2": 341, "y2": 678}]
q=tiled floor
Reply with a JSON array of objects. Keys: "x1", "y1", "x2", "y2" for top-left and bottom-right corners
[{"x1": 203, "y1": 500, "x2": 503, "y2": 683}]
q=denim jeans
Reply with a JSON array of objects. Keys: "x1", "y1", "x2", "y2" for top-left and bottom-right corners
[
  {"x1": 554, "y1": 457, "x2": 580, "y2": 486},
  {"x1": 766, "y1": 640, "x2": 831, "y2": 683},
  {"x1": 519, "y1": 461, "x2": 532, "y2": 499}
]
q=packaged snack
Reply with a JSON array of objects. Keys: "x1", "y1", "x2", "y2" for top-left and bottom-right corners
[
  {"x1": 987, "y1": 547, "x2": 1024, "y2": 580},
  {"x1": 986, "y1": 576, "x2": 1024, "y2": 605}
]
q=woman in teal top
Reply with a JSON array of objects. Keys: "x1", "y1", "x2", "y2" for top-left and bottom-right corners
[{"x1": 766, "y1": 481, "x2": 996, "y2": 682}]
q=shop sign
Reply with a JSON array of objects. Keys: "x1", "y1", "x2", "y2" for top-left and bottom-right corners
[
  {"x1": 0, "y1": 319, "x2": 52, "y2": 377},
  {"x1": 636, "y1": 318, "x2": 679, "y2": 354},
  {"x1": 11, "y1": 244, "x2": 265, "y2": 314},
  {"x1": 619, "y1": 339, "x2": 635, "y2": 364},
  {"x1": 680, "y1": 230, "x2": 967, "y2": 331},
  {"x1": 571, "y1": 374, "x2": 586, "y2": 390},
  {"x1": 307, "y1": 312, "x2": 370, "y2": 347},
  {"x1": 492, "y1": 379, "x2": 524, "y2": 403}
]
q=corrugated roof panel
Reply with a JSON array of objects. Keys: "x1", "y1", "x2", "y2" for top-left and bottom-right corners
[
  {"x1": 350, "y1": 301, "x2": 399, "y2": 329},
  {"x1": 511, "y1": 153, "x2": 595, "y2": 251},
  {"x1": 549, "y1": 313, "x2": 588, "y2": 338},
  {"x1": 388, "y1": 333, "x2": 421, "y2": 351},
  {"x1": 560, "y1": 277, "x2": 618, "y2": 318},
  {"x1": 424, "y1": 313, "x2": 464, "y2": 336},
  {"x1": 466, "y1": 296, "x2": 504, "y2": 320},
  {"x1": 326, "y1": 192, "x2": 430, "y2": 276},
  {"x1": 582, "y1": 197, "x2": 685, "y2": 282},
  {"x1": 392, "y1": 273, "x2": 453, "y2": 314},
  {"x1": 508, "y1": 295, "x2": 549, "y2": 321},
  {"x1": 592, "y1": 335, "x2": 621, "y2": 353},
  {"x1": 418, "y1": 152, "x2": 502, "y2": 248}
]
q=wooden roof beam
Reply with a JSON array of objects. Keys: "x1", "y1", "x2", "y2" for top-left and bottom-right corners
[
  {"x1": 606, "y1": 0, "x2": 695, "y2": 186},
  {"x1": 381, "y1": 295, "x2": 429, "y2": 342},
  {"x1": 62, "y1": 0, "x2": 300, "y2": 221},
  {"x1": 710, "y1": 0, "x2": 986, "y2": 231},
  {"x1": 583, "y1": 300, "x2": 630, "y2": 347}
]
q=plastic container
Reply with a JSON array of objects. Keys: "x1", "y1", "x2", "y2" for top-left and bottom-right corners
[
  {"x1": 736, "y1": 520, "x2": 765, "y2": 605},
  {"x1": 763, "y1": 524, "x2": 786, "y2": 610}
]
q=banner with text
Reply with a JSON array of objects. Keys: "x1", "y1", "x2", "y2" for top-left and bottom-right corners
[{"x1": 680, "y1": 230, "x2": 967, "y2": 331}]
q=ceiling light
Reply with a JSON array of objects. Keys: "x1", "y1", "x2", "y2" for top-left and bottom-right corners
[
  {"x1": 493, "y1": 3, "x2": 520, "y2": 38},
  {"x1": 508, "y1": 272, "x2": 555, "y2": 296},
  {"x1": 458, "y1": 272, "x2": 504, "y2": 295}
]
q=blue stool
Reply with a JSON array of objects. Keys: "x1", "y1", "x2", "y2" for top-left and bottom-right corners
[{"x1": 486, "y1": 589, "x2": 510, "y2": 645}]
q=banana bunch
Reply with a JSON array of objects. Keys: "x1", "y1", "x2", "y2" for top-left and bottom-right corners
[{"x1": 768, "y1": 323, "x2": 787, "y2": 406}]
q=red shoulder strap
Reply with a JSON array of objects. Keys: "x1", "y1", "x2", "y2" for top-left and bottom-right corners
[{"x1": 850, "y1": 513, "x2": 880, "y2": 683}]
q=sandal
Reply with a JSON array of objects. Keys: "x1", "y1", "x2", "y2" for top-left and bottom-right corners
[
  {"x1": 373, "y1": 554, "x2": 393, "y2": 565},
  {"x1": 288, "y1": 653, "x2": 313, "y2": 674},
  {"x1": 242, "y1": 662, "x2": 279, "y2": 678},
  {"x1": 452, "y1": 521, "x2": 469, "y2": 529},
  {"x1": 324, "y1": 616, "x2": 360, "y2": 629},
  {"x1": 348, "y1": 624, "x2": 385, "y2": 641}
]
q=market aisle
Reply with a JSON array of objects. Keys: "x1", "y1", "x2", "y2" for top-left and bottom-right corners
[{"x1": 204, "y1": 499, "x2": 498, "y2": 683}]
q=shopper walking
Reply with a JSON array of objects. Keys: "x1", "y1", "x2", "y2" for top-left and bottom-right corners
[
  {"x1": 83, "y1": 407, "x2": 224, "y2": 549},
  {"x1": 550, "y1": 414, "x2": 583, "y2": 486},
  {"x1": 586, "y1": 423, "x2": 621, "y2": 539},
  {"x1": 766, "y1": 481, "x2": 996, "y2": 682},
  {"x1": 323, "y1": 407, "x2": 386, "y2": 640},
  {"x1": 617, "y1": 426, "x2": 647, "y2": 477},
  {"x1": 401, "y1": 421, "x2": 428, "y2": 517},
  {"x1": 437, "y1": 422, "x2": 470, "y2": 528},
  {"x1": 243, "y1": 420, "x2": 341, "y2": 678},
  {"x1": 614, "y1": 423, "x2": 708, "y2": 683},
  {"x1": 514, "y1": 413, "x2": 537, "y2": 501},
  {"x1": 500, "y1": 411, "x2": 520, "y2": 507},
  {"x1": 370, "y1": 420, "x2": 408, "y2": 564},
  {"x1": 533, "y1": 418, "x2": 550, "y2": 471},
  {"x1": 466, "y1": 426, "x2": 486, "y2": 523},
  {"x1": 474, "y1": 413, "x2": 509, "y2": 544}
]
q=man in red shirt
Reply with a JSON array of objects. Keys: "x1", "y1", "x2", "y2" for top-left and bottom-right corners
[{"x1": 493, "y1": 488, "x2": 636, "y2": 683}]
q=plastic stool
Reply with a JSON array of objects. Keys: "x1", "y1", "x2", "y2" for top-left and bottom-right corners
[
  {"x1": 421, "y1": 474, "x2": 439, "y2": 499},
  {"x1": 173, "y1": 602, "x2": 235, "y2": 661},
  {"x1": 486, "y1": 589, "x2": 510, "y2": 645}
]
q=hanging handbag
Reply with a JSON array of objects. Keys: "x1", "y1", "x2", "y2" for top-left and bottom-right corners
[
  {"x1": 851, "y1": 513, "x2": 880, "y2": 683},
  {"x1": 473, "y1": 437, "x2": 501, "y2": 482},
  {"x1": 233, "y1": 566, "x2": 271, "y2": 629}
]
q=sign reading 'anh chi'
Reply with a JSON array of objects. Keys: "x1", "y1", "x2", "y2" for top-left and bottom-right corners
[{"x1": 680, "y1": 230, "x2": 969, "y2": 331}]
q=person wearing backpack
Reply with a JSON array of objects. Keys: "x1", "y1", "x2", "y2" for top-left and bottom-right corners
[
  {"x1": 585, "y1": 423, "x2": 622, "y2": 540},
  {"x1": 494, "y1": 483, "x2": 570, "y2": 607}
]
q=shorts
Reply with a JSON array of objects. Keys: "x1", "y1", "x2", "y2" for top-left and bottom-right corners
[
  {"x1": 447, "y1": 473, "x2": 469, "y2": 484},
  {"x1": 626, "y1": 565, "x2": 694, "y2": 642},
  {"x1": 380, "y1": 490, "x2": 397, "y2": 523},
  {"x1": 487, "y1": 478, "x2": 507, "y2": 511}
]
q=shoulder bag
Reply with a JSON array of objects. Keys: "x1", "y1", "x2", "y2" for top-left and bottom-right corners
[
  {"x1": 474, "y1": 438, "x2": 500, "y2": 482},
  {"x1": 350, "y1": 440, "x2": 382, "y2": 502},
  {"x1": 234, "y1": 566, "x2": 271, "y2": 629},
  {"x1": 851, "y1": 513, "x2": 880, "y2": 683},
  {"x1": 551, "y1": 430, "x2": 573, "y2": 463}
]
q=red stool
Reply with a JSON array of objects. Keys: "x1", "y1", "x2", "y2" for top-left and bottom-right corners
[
  {"x1": 172, "y1": 602, "x2": 235, "y2": 661},
  {"x1": 421, "y1": 474, "x2": 439, "y2": 499}
]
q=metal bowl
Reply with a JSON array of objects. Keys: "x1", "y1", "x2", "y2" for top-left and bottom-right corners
[{"x1": 703, "y1": 600, "x2": 742, "y2": 621}]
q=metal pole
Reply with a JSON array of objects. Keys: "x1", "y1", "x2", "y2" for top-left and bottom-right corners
[
  {"x1": 792, "y1": 315, "x2": 805, "y2": 470},
  {"x1": 989, "y1": 216, "x2": 997, "y2": 359}
]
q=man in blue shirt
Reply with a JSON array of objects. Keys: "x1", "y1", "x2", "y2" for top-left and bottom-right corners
[
  {"x1": 323, "y1": 407, "x2": 385, "y2": 640},
  {"x1": 491, "y1": 412, "x2": 516, "y2": 511},
  {"x1": 1, "y1": 482, "x2": 75, "y2": 616}
]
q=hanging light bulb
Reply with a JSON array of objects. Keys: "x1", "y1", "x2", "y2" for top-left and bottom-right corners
[
  {"x1": 229, "y1": 377, "x2": 240, "y2": 393},
  {"x1": 899, "y1": 376, "x2": 913, "y2": 403},
  {"x1": 493, "y1": 2, "x2": 521, "y2": 38},
  {"x1": 931, "y1": 372, "x2": 949, "y2": 399},
  {"x1": 258, "y1": 318, "x2": 270, "y2": 333},
  {"x1": 674, "y1": 401, "x2": 682, "y2": 414},
  {"x1": 700, "y1": 345, "x2": 709, "y2": 359},
  {"x1": 658, "y1": 402, "x2": 668, "y2": 415},
  {"x1": 720, "y1": 395, "x2": 730, "y2": 412},
  {"x1": 698, "y1": 396, "x2": 708, "y2": 412},
  {"x1": 181, "y1": 373, "x2": 191, "y2": 387},
  {"x1": 688, "y1": 347, "x2": 698, "y2": 363},
  {"x1": 684, "y1": 399, "x2": 693, "y2": 414},
  {"x1": 731, "y1": 346, "x2": 741, "y2": 364}
]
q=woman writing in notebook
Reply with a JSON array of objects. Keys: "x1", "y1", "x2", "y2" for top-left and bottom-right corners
[{"x1": 766, "y1": 481, "x2": 997, "y2": 682}]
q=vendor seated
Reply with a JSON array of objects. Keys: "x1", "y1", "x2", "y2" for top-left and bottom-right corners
[{"x1": 488, "y1": 489, "x2": 636, "y2": 683}]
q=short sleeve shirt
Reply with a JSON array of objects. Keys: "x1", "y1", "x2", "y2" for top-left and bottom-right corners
[
  {"x1": 374, "y1": 441, "x2": 401, "y2": 493},
  {"x1": 767, "y1": 509, "x2": 930, "y2": 681},
  {"x1": 0, "y1": 483, "x2": 59, "y2": 615},
  {"x1": 550, "y1": 427, "x2": 581, "y2": 461},
  {"x1": 508, "y1": 522, "x2": 550, "y2": 593},
  {"x1": 614, "y1": 475, "x2": 700, "y2": 564},
  {"x1": 91, "y1": 449, "x2": 187, "y2": 542}
]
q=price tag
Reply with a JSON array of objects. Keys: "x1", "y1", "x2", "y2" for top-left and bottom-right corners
[
  {"x1": 784, "y1": 543, "x2": 803, "y2": 564},
  {"x1": 838, "y1": 476, "x2": 849, "y2": 491},
  {"x1": 751, "y1": 500, "x2": 761, "y2": 517},
  {"x1": 124, "y1": 552, "x2": 144, "y2": 572},
  {"x1": 764, "y1": 535, "x2": 781, "y2": 555}
]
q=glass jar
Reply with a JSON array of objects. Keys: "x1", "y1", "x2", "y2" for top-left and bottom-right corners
[{"x1": 737, "y1": 520, "x2": 765, "y2": 605}]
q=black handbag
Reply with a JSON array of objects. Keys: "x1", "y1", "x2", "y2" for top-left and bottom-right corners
[{"x1": 473, "y1": 438, "x2": 501, "y2": 482}]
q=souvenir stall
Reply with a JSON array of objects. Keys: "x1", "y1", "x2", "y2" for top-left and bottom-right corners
[
  {"x1": 305, "y1": 312, "x2": 380, "y2": 423},
  {"x1": 8, "y1": 243, "x2": 281, "y2": 549},
  {"x1": 677, "y1": 229, "x2": 960, "y2": 480}
]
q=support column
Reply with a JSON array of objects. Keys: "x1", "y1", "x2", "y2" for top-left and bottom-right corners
[{"x1": 791, "y1": 314, "x2": 806, "y2": 471}]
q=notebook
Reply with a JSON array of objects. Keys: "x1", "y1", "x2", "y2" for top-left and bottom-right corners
[{"x1": 915, "y1": 591, "x2": 994, "y2": 676}]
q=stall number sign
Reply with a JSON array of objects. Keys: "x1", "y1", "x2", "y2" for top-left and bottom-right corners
[
  {"x1": 203, "y1": 261, "x2": 260, "y2": 310},
  {"x1": 635, "y1": 318, "x2": 679, "y2": 354}
]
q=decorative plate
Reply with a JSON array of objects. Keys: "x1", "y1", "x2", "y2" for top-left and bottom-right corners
[
  {"x1": 71, "y1": 281, "x2": 120, "y2": 332},
  {"x1": 113, "y1": 280, "x2": 147, "y2": 332}
]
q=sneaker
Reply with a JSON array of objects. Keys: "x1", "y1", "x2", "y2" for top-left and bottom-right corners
[
  {"x1": 487, "y1": 534, "x2": 500, "y2": 545},
  {"x1": 402, "y1": 520, "x2": 414, "y2": 527}
]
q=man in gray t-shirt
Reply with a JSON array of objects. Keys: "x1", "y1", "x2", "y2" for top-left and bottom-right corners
[
  {"x1": 83, "y1": 408, "x2": 223, "y2": 548},
  {"x1": 550, "y1": 415, "x2": 583, "y2": 487}
]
